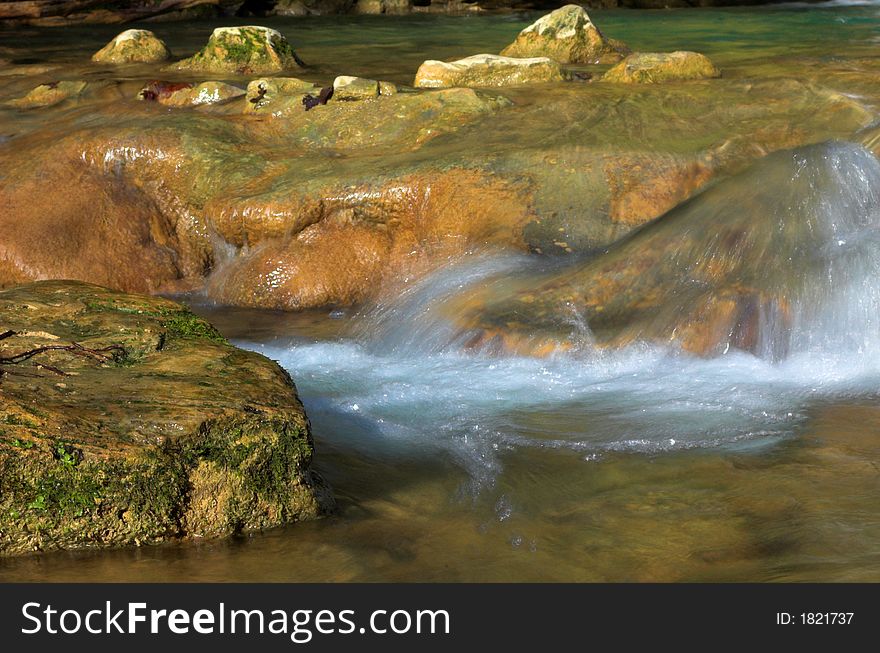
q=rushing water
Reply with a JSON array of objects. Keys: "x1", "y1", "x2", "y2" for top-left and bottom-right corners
[{"x1": 3, "y1": 7, "x2": 880, "y2": 581}]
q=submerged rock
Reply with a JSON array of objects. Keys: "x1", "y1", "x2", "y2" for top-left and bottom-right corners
[
  {"x1": 0, "y1": 280, "x2": 331, "y2": 556},
  {"x1": 414, "y1": 53, "x2": 566, "y2": 88},
  {"x1": 139, "y1": 80, "x2": 246, "y2": 107},
  {"x1": 91, "y1": 29, "x2": 171, "y2": 64},
  {"x1": 500, "y1": 5, "x2": 629, "y2": 64},
  {"x1": 603, "y1": 52, "x2": 721, "y2": 84},
  {"x1": 6, "y1": 80, "x2": 87, "y2": 109},
  {"x1": 168, "y1": 26, "x2": 303, "y2": 75}
]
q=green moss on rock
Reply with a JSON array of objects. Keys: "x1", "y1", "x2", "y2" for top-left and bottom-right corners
[
  {"x1": 500, "y1": 5, "x2": 629, "y2": 65},
  {"x1": 0, "y1": 280, "x2": 331, "y2": 556},
  {"x1": 92, "y1": 29, "x2": 171, "y2": 65},
  {"x1": 167, "y1": 26, "x2": 303, "y2": 75}
]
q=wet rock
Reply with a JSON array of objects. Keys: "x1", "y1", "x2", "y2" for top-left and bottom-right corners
[
  {"x1": 244, "y1": 76, "x2": 318, "y2": 113},
  {"x1": 0, "y1": 150, "x2": 185, "y2": 292},
  {"x1": 6, "y1": 80, "x2": 87, "y2": 108},
  {"x1": 0, "y1": 73, "x2": 872, "y2": 313},
  {"x1": 91, "y1": 29, "x2": 171, "y2": 64},
  {"x1": 0, "y1": 280, "x2": 331, "y2": 556},
  {"x1": 353, "y1": 0, "x2": 411, "y2": 14},
  {"x1": 332, "y1": 75, "x2": 380, "y2": 100},
  {"x1": 500, "y1": 5, "x2": 629, "y2": 64},
  {"x1": 603, "y1": 52, "x2": 721, "y2": 84},
  {"x1": 444, "y1": 142, "x2": 865, "y2": 358},
  {"x1": 414, "y1": 53, "x2": 566, "y2": 88},
  {"x1": 379, "y1": 80, "x2": 398, "y2": 95},
  {"x1": 208, "y1": 169, "x2": 534, "y2": 309},
  {"x1": 139, "y1": 81, "x2": 246, "y2": 107},
  {"x1": 167, "y1": 26, "x2": 303, "y2": 75},
  {"x1": 273, "y1": 0, "x2": 356, "y2": 14},
  {"x1": 242, "y1": 86, "x2": 510, "y2": 150}
]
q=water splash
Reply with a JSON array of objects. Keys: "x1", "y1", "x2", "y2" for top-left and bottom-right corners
[{"x1": 242, "y1": 141, "x2": 880, "y2": 493}]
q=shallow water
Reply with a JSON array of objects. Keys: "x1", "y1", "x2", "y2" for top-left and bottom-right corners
[{"x1": 3, "y1": 6, "x2": 880, "y2": 581}]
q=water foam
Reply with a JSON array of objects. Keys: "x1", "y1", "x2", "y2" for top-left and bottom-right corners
[{"x1": 239, "y1": 141, "x2": 880, "y2": 491}]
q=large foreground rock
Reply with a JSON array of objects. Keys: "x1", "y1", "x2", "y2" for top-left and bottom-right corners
[
  {"x1": 168, "y1": 26, "x2": 303, "y2": 75},
  {"x1": 603, "y1": 51, "x2": 721, "y2": 84},
  {"x1": 91, "y1": 29, "x2": 171, "y2": 64},
  {"x1": 0, "y1": 281, "x2": 331, "y2": 556},
  {"x1": 414, "y1": 54, "x2": 566, "y2": 88},
  {"x1": 500, "y1": 5, "x2": 629, "y2": 64}
]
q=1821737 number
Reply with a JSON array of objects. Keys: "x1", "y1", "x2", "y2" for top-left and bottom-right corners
[{"x1": 777, "y1": 613, "x2": 854, "y2": 625}]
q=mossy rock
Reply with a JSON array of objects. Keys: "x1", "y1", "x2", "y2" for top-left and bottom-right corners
[
  {"x1": 92, "y1": 30, "x2": 171, "y2": 65},
  {"x1": 167, "y1": 26, "x2": 303, "y2": 75},
  {"x1": 414, "y1": 54, "x2": 567, "y2": 88},
  {"x1": 0, "y1": 280, "x2": 331, "y2": 556},
  {"x1": 500, "y1": 5, "x2": 629, "y2": 65},
  {"x1": 603, "y1": 52, "x2": 721, "y2": 84}
]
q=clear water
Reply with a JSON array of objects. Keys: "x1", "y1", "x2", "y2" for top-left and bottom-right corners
[{"x1": 3, "y1": 6, "x2": 880, "y2": 581}]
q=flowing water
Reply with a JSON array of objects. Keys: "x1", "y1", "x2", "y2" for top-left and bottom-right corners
[{"x1": 3, "y1": 6, "x2": 880, "y2": 581}]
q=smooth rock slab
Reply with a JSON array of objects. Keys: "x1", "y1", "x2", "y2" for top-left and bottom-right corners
[
  {"x1": 603, "y1": 51, "x2": 721, "y2": 84},
  {"x1": 500, "y1": 5, "x2": 629, "y2": 64},
  {"x1": 414, "y1": 54, "x2": 566, "y2": 88},
  {"x1": 6, "y1": 80, "x2": 87, "y2": 109},
  {"x1": 167, "y1": 26, "x2": 303, "y2": 75},
  {"x1": 138, "y1": 81, "x2": 246, "y2": 107},
  {"x1": 332, "y1": 76, "x2": 380, "y2": 100},
  {"x1": 244, "y1": 76, "x2": 319, "y2": 113},
  {"x1": 92, "y1": 29, "x2": 171, "y2": 65},
  {"x1": 0, "y1": 281, "x2": 331, "y2": 556}
]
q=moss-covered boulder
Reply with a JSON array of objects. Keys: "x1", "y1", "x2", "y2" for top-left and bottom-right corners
[
  {"x1": 5, "y1": 81, "x2": 88, "y2": 109},
  {"x1": 91, "y1": 29, "x2": 171, "y2": 65},
  {"x1": 500, "y1": 5, "x2": 629, "y2": 64},
  {"x1": 168, "y1": 26, "x2": 303, "y2": 75},
  {"x1": 603, "y1": 51, "x2": 721, "y2": 84},
  {"x1": 138, "y1": 81, "x2": 246, "y2": 107},
  {"x1": 414, "y1": 54, "x2": 566, "y2": 88},
  {"x1": 0, "y1": 281, "x2": 331, "y2": 556}
]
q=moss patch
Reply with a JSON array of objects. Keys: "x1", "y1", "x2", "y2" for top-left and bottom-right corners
[{"x1": 0, "y1": 280, "x2": 331, "y2": 556}]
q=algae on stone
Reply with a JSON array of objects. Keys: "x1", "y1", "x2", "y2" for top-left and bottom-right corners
[
  {"x1": 603, "y1": 52, "x2": 721, "y2": 84},
  {"x1": 0, "y1": 281, "x2": 331, "y2": 556},
  {"x1": 168, "y1": 26, "x2": 303, "y2": 75},
  {"x1": 414, "y1": 54, "x2": 566, "y2": 88},
  {"x1": 92, "y1": 29, "x2": 171, "y2": 65},
  {"x1": 500, "y1": 5, "x2": 629, "y2": 64}
]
